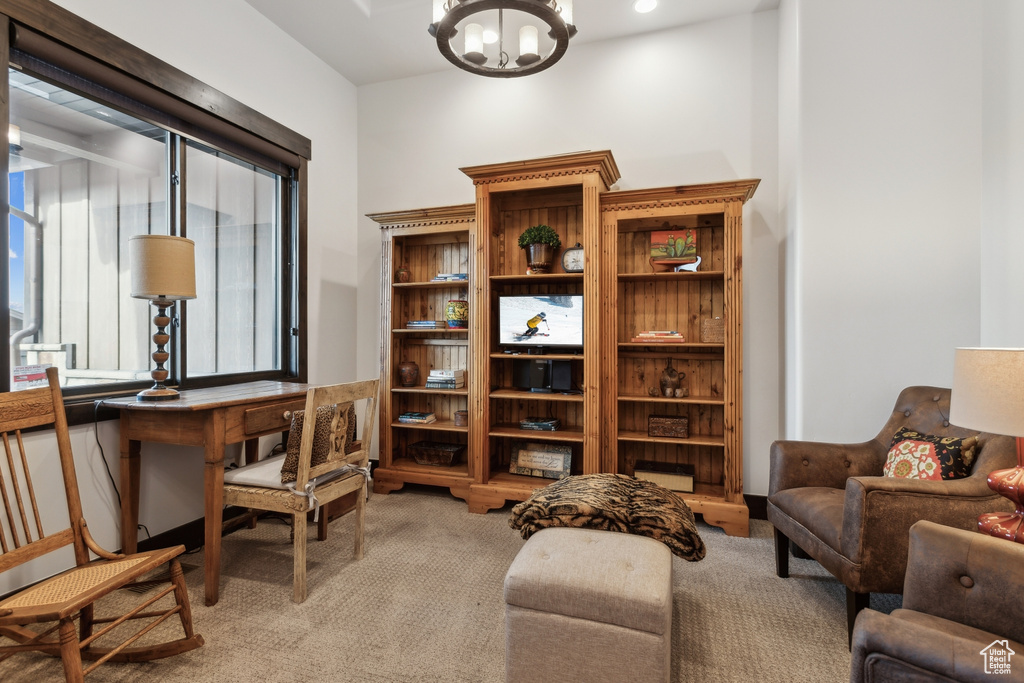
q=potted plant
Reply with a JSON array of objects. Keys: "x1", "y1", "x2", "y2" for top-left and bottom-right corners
[{"x1": 517, "y1": 224, "x2": 561, "y2": 274}]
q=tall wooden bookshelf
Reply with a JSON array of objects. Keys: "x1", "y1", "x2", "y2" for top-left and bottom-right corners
[
  {"x1": 370, "y1": 205, "x2": 476, "y2": 503},
  {"x1": 600, "y1": 180, "x2": 758, "y2": 537},
  {"x1": 372, "y1": 152, "x2": 757, "y2": 536}
]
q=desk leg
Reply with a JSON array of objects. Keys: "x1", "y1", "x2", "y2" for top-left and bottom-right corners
[
  {"x1": 119, "y1": 426, "x2": 141, "y2": 556},
  {"x1": 203, "y1": 412, "x2": 226, "y2": 606}
]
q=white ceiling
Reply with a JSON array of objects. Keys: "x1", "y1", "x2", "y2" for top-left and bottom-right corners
[{"x1": 242, "y1": 0, "x2": 780, "y2": 86}]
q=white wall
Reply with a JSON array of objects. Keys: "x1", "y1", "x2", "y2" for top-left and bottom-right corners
[
  {"x1": 981, "y1": 0, "x2": 1024, "y2": 346},
  {"x1": 778, "y1": 0, "x2": 990, "y2": 443},
  {"x1": 0, "y1": 0, "x2": 359, "y2": 595},
  {"x1": 356, "y1": 12, "x2": 782, "y2": 496}
]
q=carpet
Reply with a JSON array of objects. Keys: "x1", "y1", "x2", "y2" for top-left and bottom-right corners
[{"x1": 0, "y1": 487, "x2": 895, "y2": 682}]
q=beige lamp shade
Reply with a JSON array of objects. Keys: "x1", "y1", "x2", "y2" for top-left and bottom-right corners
[
  {"x1": 949, "y1": 347, "x2": 1024, "y2": 437},
  {"x1": 129, "y1": 234, "x2": 196, "y2": 301}
]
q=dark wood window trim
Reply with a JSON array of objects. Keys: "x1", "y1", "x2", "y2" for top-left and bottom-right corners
[
  {"x1": 1, "y1": 0, "x2": 311, "y2": 425},
  {"x1": 0, "y1": 0, "x2": 311, "y2": 160}
]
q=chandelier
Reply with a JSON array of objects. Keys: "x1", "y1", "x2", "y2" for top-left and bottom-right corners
[{"x1": 429, "y1": 0, "x2": 577, "y2": 78}]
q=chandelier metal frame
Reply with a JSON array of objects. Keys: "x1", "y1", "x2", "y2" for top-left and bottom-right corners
[{"x1": 429, "y1": 0, "x2": 577, "y2": 78}]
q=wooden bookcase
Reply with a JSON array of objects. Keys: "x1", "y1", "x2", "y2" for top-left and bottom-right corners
[
  {"x1": 370, "y1": 205, "x2": 477, "y2": 503},
  {"x1": 599, "y1": 180, "x2": 759, "y2": 537},
  {"x1": 460, "y1": 152, "x2": 619, "y2": 513},
  {"x1": 372, "y1": 153, "x2": 757, "y2": 536}
]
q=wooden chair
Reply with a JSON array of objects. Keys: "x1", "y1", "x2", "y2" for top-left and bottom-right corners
[
  {"x1": 223, "y1": 379, "x2": 378, "y2": 603},
  {"x1": 0, "y1": 367, "x2": 203, "y2": 682}
]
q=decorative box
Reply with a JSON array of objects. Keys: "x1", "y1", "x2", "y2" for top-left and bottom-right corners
[
  {"x1": 408, "y1": 441, "x2": 465, "y2": 467},
  {"x1": 700, "y1": 317, "x2": 724, "y2": 344},
  {"x1": 648, "y1": 415, "x2": 689, "y2": 439}
]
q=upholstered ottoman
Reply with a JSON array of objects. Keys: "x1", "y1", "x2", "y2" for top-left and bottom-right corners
[{"x1": 503, "y1": 527, "x2": 673, "y2": 683}]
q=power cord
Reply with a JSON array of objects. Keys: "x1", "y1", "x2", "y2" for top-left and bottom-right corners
[
  {"x1": 93, "y1": 400, "x2": 149, "y2": 539},
  {"x1": 93, "y1": 400, "x2": 122, "y2": 510}
]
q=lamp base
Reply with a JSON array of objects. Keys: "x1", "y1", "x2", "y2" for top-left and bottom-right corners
[
  {"x1": 137, "y1": 386, "x2": 181, "y2": 401},
  {"x1": 977, "y1": 436, "x2": 1024, "y2": 544}
]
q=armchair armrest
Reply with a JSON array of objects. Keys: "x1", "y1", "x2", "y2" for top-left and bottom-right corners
[
  {"x1": 768, "y1": 439, "x2": 884, "y2": 494},
  {"x1": 902, "y1": 520, "x2": 1024, "y2": 644},
  {"x1": 838, "y1": 476, "x2": 1015, "y2": 594},
  {"x1": 850, "y1": 608, "x2": 1002, "y2": 683}
]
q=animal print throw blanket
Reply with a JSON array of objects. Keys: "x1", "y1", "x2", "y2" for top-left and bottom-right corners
[{"x1": 509, "y1": 473, "x2": 706, "y2": 561}]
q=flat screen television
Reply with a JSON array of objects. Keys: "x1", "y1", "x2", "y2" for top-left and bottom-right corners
[{"x1": 498, "y1": 294, "x2": 583, "y2": 349}]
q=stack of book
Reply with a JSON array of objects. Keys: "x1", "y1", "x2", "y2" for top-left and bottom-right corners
[
  {"x1": 630, "y1": 330, "x2": 686, "y2": 343},
  {"x1": 406, "y1": 320, "x2": 447, "y2": 329},
  {"x1": 519, "y1": 416, "x2": 560, "y2": 431},
  {"x1": 425, "y1": 369, "x2": 465, "y2": 389},
  {"x1": 633, "y1": 460, "x2": 695, "y2": 493},
  {"x1": 432, "y1": 273, "x2": 468, "y2": 282},
  {"x1": 398, "y1": 411, "x2": 436, "y2": 424}
]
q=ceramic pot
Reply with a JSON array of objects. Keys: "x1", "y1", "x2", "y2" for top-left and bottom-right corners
[
  {"x1": 526, "y1": 243, "x2": 554, "y2": 273},
  {"x1": 395, "y1": 265, "x2": 411, "y2": 283},
  {"x1": 659, "y1": 359, "x2": 680, "y2": 396},
  {"x1": 445, "y1": 299, "x2": 469, "y2": 329},
  {"x1": 397, "y1": 360, "x2": 419, "y2": 387}
]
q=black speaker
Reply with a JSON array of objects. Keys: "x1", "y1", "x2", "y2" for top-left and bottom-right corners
[
  {"x1": 550, "y1": 360, "x2": 572, "y2": 391},
  {"x1": 513, "y1": 359, "x2": 550, "y2": 390},
  {"x1": 529, "y1": 360, "x2": 549, "y2": 389},
  {"x1": 512, "y1": 359, "x2": 532, "y2": 389}
]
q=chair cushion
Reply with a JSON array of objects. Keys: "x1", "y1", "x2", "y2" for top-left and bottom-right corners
[
  {"x1": 882, "y1": 427, "x2": 977, "y2": 481},
  {"x1": 224, "y1": 454, "x2": 289, "y2": 489},
  {"x1": 280, "y1": 403, "x2": 358, "y2": 484},
  {"x1": 508, "y1": 473, "x2": 706, "y2": 561},
  {"x1": 769, "y1": 486, "x2": 845, "y2": 552},
  {"x1": 225, "y1": 453, "x2": 359, "y2": 493}
]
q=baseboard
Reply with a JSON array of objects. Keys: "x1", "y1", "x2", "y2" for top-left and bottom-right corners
[
  {"x1": 139, "y1": 490, "x2": 765, "y2": 553},
  {"x1": 744, "y1": 494, "x2": 767, "y2": 521},
  {"x1": 137, "y1": 493, "x2": 359, "y2": 554},
  {"x1": 137, "y1": 506, "x2": 250, "y2": 553}
]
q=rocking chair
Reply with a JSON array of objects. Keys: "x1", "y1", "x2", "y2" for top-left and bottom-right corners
[{"x1": 0, "y1": 367, "x2": 203, "y2": 681}]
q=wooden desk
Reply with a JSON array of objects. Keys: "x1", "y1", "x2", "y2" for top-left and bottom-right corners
[{"x1": 103, "y1": 380, "x2": 309, "y2": 606}]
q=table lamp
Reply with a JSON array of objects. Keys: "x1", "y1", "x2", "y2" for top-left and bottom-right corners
[
  {"x1": 129, "y1": 234, "x2": 196, "y2": 401},
  {"x1": 949, "y1": 347, "x2": 1024, "y2": 543}
]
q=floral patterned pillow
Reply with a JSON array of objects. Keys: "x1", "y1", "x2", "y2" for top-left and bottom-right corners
[{"x1": 882, "y1": 427, "x2": 977, "y2": 480}]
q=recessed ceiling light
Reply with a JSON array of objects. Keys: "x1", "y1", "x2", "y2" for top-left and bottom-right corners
[{"x1": 633, "y1": 0, "x2": 657, "y2": 13}]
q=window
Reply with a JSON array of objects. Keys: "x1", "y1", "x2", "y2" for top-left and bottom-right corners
[
  {"x1": 6, "y1": 70, "x2": 292, "y2": 394},
  {"x1": 1, "y1": 8, "x2": 308, "y2": 408}
]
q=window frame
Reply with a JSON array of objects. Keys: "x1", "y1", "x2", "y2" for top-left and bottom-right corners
[{"x1": 0, "y1": 0, "x2": 310, "y2": 424}]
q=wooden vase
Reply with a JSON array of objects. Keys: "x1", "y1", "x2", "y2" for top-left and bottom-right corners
[{"x1": 397, "y1": 360, "x2": 419, "y2": 387}]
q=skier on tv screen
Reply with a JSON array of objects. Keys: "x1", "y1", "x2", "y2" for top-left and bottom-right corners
[{"x1": 521, "y1": 312, "x2": 548, "y2": 338}]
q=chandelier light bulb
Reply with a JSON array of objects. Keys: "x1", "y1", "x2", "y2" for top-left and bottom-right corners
[
  {"x1": 516, "y1": 25, "x2": 540, "y2": 66},
  {"x1": 463, "y1": 23, "x2": 487, "y2": 65},
  {"x1": 520, "y1": 25, "x2": 538, "y2": 57},
  {"x1": 483, "y1": 28, "x2": 499, "y2": 44},
  {"x1": 633, "y1": 0, "x2": 657, "y2": 13}
]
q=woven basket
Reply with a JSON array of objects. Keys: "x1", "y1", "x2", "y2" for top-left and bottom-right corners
[{"x1": 700, "y1": 317, "x2": 725, "y2": 344}]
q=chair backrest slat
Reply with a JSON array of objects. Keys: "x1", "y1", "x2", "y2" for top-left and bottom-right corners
[
  {"x1": 0, "y1": 433, "x2": 22, "y2": 550},
  {"x1": 14, "y1": 430, "x2": 44, "y2": 542},
  {"x1": 0, "y1": 528, "x2": 75, "y2": 574},
  {"x1": 293, "y1": 379, "x2": 379, "y2": 488},
  {"x1": 0, "y1": 386, "x2": 58, "y2": 432},
  {"x1": 2, "y1": 431, "x2": 36, "y2": 547},
  {"x1": 0, "y1": 368, "x2": 80, "y2": 569}
]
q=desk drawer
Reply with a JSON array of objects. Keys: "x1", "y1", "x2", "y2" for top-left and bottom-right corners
[{"x1": 244, "y1": 399, "x2": 306, "y2": 436}]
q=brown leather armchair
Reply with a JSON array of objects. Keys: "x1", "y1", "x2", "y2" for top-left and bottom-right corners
[
  {"x1": 767, "y1": 386, "x2": 1016, "y2": 642},
  {"x1": 850, "y1": 521, "x2": 1024, "y2": 682}
]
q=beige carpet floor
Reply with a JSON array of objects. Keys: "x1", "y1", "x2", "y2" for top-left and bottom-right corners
[{"x1": 0, "y1": 487, "x2": 897, "y2": 682}]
